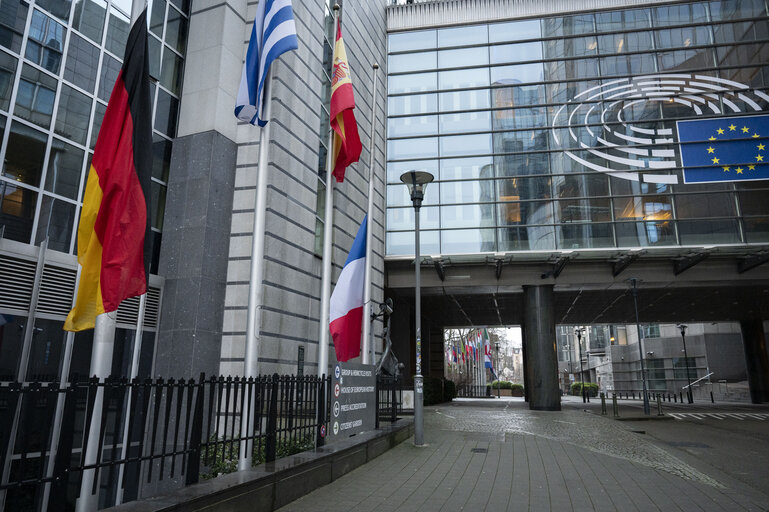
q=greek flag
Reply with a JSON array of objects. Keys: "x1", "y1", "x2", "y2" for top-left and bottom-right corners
[{"x1": 235, "y1": 0, "x2": 298, "y2": 126}]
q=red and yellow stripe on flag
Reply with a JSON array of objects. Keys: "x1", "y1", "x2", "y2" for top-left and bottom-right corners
[
  {"x1": 329, "y1": 21, "x2": 362, "y2": 182},
  {"x1": 64, "y1": 10, "x2": 152, "y2": 332}
]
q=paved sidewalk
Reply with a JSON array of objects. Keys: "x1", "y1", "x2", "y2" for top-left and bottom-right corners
[{"x1": 277, "y1": 397, "x2": 769, "y2": 512}]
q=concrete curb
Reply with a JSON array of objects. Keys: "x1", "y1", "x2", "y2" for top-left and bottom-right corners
[{"x1": 105, "y1": 420, "x2": 414, "y2": 512}]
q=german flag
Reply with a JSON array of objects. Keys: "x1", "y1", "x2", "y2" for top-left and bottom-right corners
[
  {"x1": 329, "y1": 21, "x2": 362, "y2": 182},
  {"x1": 64, "y1": 10, "x2": 152, "y2": 332}
]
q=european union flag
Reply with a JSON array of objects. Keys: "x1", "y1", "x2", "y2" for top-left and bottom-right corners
[{"x1": 677, "y1": 114, "x2": 769, "y2": 183}]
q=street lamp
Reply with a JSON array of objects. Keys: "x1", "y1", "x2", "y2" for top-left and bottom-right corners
[
  {"x1": 400, "y1": 170, "x2": 434, "y2": 447},
  {"x1": 629, "y1": 278, "x2": 651, "y2": 415},
  {"x1": 575, "y1": 328, "x2": 586, "y2": 403},
  {"x1": 677, "y1": 324, "x2": 694, "y2": 404}
]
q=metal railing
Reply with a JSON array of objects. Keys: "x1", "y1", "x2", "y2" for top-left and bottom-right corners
[
  {"x1": 456, "y1": 384, "x2": 487, "y2": 398},
  {"x1": 0, "y1": 373, "x2": 330, "y2": 511},
  {"x1": 375, "y1": 374, "x2": 403, "y2": 427}
]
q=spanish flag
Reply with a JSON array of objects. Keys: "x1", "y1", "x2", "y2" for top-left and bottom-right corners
[
  {"x1": 329, "y1": 21, "x2": 362, "y2": 183},
  {"x1": 64, "y1": 10, "x2": 152, "y2": 332}
]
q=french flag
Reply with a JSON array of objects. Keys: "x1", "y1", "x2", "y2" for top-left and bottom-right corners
[{"x1": 329, "y1": 217, "x2": 367, "y2": 362}]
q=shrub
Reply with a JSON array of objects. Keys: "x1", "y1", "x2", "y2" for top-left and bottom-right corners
[
  {"x1": 571, "y1": 382, "x2": 599, "y2": 397},
  {"x1": 423, "y1": 376, "x2": 445, "y2": 405},
  {"x1": 443, "y1": 379, "x2": 457, "y2": 401},
  {"x1": 201, "y1": 434, "x2": 314, "y2": 480}
]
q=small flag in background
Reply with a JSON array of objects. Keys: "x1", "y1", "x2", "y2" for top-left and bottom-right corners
[
  {"x1": 235, "y1": 0, "x2": 298, "y2": 126},
  {"x1": 64, "y1": 10, "x2": 152, "y2": 332},
  {"x1": 678, "y1": 114, "x2": 769, "y2": 183},
  {"x1": 329, "y1": 217, "x2": 367, "y2": 362},
  {"x1": 329, "y1": 21, "x2": 362, "y2": 182}
]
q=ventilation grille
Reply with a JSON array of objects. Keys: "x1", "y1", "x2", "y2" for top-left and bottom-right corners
[
  {"x1": 0, "y1": 255, "x2": 36, "y2": 312},
  {"x1": 37, "y1": 264, "x2": 77, "y2": 316},
  {"x1": 1, "y1": 252, "x2": 161, "y2": 329}
]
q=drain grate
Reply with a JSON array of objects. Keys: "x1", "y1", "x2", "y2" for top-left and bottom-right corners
[{"x1": 471, "y1": 448, "x2": 488, "y2": 453}]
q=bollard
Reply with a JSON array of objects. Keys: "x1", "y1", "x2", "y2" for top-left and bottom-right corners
[
  {"x1": 680, "y1": 391, "x2": 683, "y2": 403},
  {"x1": 612, "y1": 393, "x2": 619, "y2": 417},
  {"x1": 600, "y1": 392, "x2": 607, "y2": 415},
  {"x1": 632, "y1": 392, "x2": 635, "y2": 400},
  {"x1": 656, "y1": 394, "x2": 663, "y2": 416},
  {"x1": 710, "y1": 391, "x2": 714, "y2": 403},
  {"x1": 673, "y1": 393, "x2": 677, "y2": 403}
]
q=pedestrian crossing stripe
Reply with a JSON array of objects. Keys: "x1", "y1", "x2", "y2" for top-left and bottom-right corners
[{"x1": 668, "y1": 412, "x2": 769, "y2": 420}]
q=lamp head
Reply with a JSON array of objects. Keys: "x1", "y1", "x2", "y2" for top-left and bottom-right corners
[
  {"x1": 677, "y1": 323, "x2": 687, "y2": 335},
  {"x1": 400, "y1": 171, "x2": 434, "y2": 209}
]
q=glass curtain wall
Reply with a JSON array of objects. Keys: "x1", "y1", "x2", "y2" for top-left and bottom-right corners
[
  {"x1": 0, "y1": 0, "x2": 189, "y2": 273},
  {"x1": 385, "y1": 0, "x2": 769, "y2": 256}
]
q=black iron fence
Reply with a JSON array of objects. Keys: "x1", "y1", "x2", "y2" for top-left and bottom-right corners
[
  {"x1": 0, "y1": 373, "x2": 330, "y2": 511},
  {"x1": 375, "y1": 375, "x2": 403, "y2": 427}
]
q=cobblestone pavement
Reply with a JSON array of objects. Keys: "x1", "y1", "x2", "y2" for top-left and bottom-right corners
[{"x1": 277, "y1": 397, "x2": 769, "y2": 512}]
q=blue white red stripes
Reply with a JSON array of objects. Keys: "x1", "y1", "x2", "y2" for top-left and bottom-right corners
[
  {"x1": 235, "y1": 0, "x2": 298, "y2": 126},
  {"x1": 329, "y1": 217, "x2": 367, "y2": 362}
]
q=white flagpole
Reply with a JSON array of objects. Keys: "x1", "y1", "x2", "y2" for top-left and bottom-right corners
[
  {"x1": 361, "y1": 63, "x2": 379, "y2": 365},
  {"x1": 317, "y1": 4, "x2": 340, "y2": 377},
  {"x1": 238, "y1": 65, "x2": 275, "y2": 472}
]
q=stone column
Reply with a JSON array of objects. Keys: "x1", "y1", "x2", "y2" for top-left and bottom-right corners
[
  {"x1": 739, "y1": 319, "x2": 769, "y2": 404},
  {"x1": 522, "y1": 285, "x2": 560, "y2": 411}
]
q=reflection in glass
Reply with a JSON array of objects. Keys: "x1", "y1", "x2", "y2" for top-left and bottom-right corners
[
  {"x1": 150, "y1": 181, "x2": 165, "y2": 230},
  {"x1": 388, "y1": 137, "x2": 438, "y2": 160},
  {"x1": 488, "y1": 20, "x2": 541, "y2": 43},
  {"x1": 389, "y1": 51, "x2": 436, "y2": 73},
  {"x1": 3, "y1": 121, "x2": 47, "y2": 186},
  {"x1": 106, "y1": 8, "x2": 129, "y2": 57},
  {"x1": 439, "y1": 89, "x2": 490, "y2": 112},
  {"x1": 710, "y1": 0, "x2": 767, "y2": 21},
  {"x1": 441, "y1": 228, "x2": 496, "y2": 253},
  {"x1": 389, "y1": 30, "x2": 436, "y2": 53},
  {"x1": 440, "y1": 157, "x2": 492, "y2": 181},
  {"x1": 45, "y1": 139, "x2": 84, "y2": 200},
  {"x1": 0, "y1": 0, "x2": 28, "y2": 53},
  {"x1": 498, "y1": 200, "x2": 554, "y2": 225},
  {"x1": 386, "y1": 206, "x2": 439, "y2": 231},
  {"x1": 160, "y1": 47, "x2": 183, "y2": 95},
  {"x1": 440, "y1": 133, "x2": 491, "y2": 157},
  {"x1": 655, "y1": 26, "x2": 711, "y2": 48},
  {"x1": 613, "y1": 195, "x2": 672, "y2": 222},
  {"x1": 55, "y1": 84, "x2": 92, "y2": 145},
  {"x1": 15, "y1": 64, "x2": 56, "y2": 128},
  {"x1": 498, "y1": 176, "x2": 552, "y2": 201},
  {"x1": 743, "y1": 217, "x2": 769, "y2": 242},
  {"x1": 439, "y1": 111, "x2": 490, "y2": 134},
  {"x1": 553, "y1": 174, "x2": 608, "y2": 198},
  {"x1": 152, "y1": 134, "x2": 172, "y2": 181},
  {"x1": 438, "y1": 47, "x2": 488, "y2": 68},
  {"x1": 595, "y1": 8, "x2": 650, "y2": 31},
  {"x1": 388, "y1": 72, "x2": 436, "y2": 94},
  {"x1": 154, "y1": 87, "x2": 179, "y2": 136},
  {"x1": 388, "y1": 93, "x2": 437, "y2": 116},
  {"x1": 438, "y1": 68, "x2": 489, "y2": 90},
  {"x1": 148, "y1": 34, "x2": 161, "y2": 79},
  {"x1": 165, "y1": 6, "x2": 187, "y2": 53},
  {"x1": 150, "y1": 0, "x2": 166, "y2": 37},
  {"x1": 0, "y1": 180, "x2": 37, "y2": 244},
  {"x1": 717, "y1": 43, "x2": 769, "y2": 71},
  {"x1": 615, "y1": 221, "x2": 676, "y2": 246},
  {"x1": 437, "y1": 25, "x2": 487, "y2": 47},
  {"x1": 25, "y1": 10, "x2": 65, "y2": 74},
  {"x1": 558, "y1": 222, "x2": 614, "y2": 249},
  {"x1": 713, "y1": 21, "x2": 769, "y2": 44},
  {"x1": 499, "y1": 225, "x2": 555, "y2": 251},
  {"x1": 490, "y1": 62, "x2": 543, "y2": 85},
  {"x1": 387, "y1": 159, "x2": 438, "y2": 184},
  {"x1": 678, "y1": 219, "x2": 740, "y2": 244},
  {"x1": 388, "y1": 115, "x2": 438, "y2": 138},
  {"x1": 35, "y1": 195, "x2": 76, "y2": 252},
  {"x1": 657, "y1": 48, "x2": 714, "y2": 72},
  {"x1": 64, "y1": 33, "x2": 99, "y2": 92},
  {"x1": 542, "y1": 14, "x2": 595, "y2": 38},
  {"x1": 0, "y1": 50, "x2": 17, "y2": 110},
  {"x1": 441, "y1": 205, "x2": 494, "y2": 228},
  {"x1": 90, "y1": 101, "x2": 106, "y2": 149},
  {"x1": 440, "y1": 180, "x2": 487, "y2": 204},
  {"x1": 555, "y1": 198, "x2": 611, "y2": 223},
  {"x1": 37, "y1": 0, "x2": 72, "y2": 22},
  {"x1": 544, "y1": 36, "x2": 597, "y2": 60},
  {"x1": 490, "y1": 41, "x2": 542, "y2": 64},
  {"x1": 653, "y1": 3, "x2": 708, "y2": 26},
  {"x1": 599, "y1": 53, "x2": 656, "y2": 77},
  {"x1": 72, "y1": 0, "x2": 107, "y2": 44},
  {"x1": 387, "y1": 181, "x2": 439, "y2": 207},
  {"x1": 598, "y1": 32, "x2": 653, "y2": 54},
  {"x1": 675, "y1": 193, "x2": 736, "y2": 219},
  {"x1": 386, "y1": 230, "x2": 440, "y2": 256},
  {"x1": 98, "y1": 53, "x2": 121, "y2": 101}
]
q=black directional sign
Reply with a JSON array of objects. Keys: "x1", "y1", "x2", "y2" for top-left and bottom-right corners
[{"x1": 329, "y1": 362, "x2": 375, "y2": 441}]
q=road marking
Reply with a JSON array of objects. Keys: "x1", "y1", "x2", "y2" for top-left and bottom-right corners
[{"x1": 668, "y1": 412, "x2": 769, "y2": 421}]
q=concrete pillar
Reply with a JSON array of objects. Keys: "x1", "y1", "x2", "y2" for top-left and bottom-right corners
[
  {"x1": 522, "y1": 285, "x2": 560, "y2": 411},
  {"x1": 739, "y1": 319, "x2": 769, "y2": 404}
]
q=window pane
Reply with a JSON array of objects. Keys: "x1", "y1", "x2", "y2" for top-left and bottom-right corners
[
  {"x1": 389, "y1": 30, "x2": 436, "y2": 53},
  {"x1": 595, "y1": 8, "x2": 651, "y2": 31},
  {"x1": 558, "y1": 222, "x2": 614, "y2": 249},
  {"x1": 148, "y1": 34, "x2": 161, "y2": 79},
  {"x1": 614, "y1": 195, "x2": 672, "y2": 222},
  {"x1": 657, "y1": 48, "x2": 714, "y2": 72},
  {"x1": 440, "y1": 180, "x2": 488, "y2": 204},
  {"x1": 678, "y1": 219, "x2": 740, "y2": 244},
  {"x1": 389, "y1": 72, "x2": 435, "y2": 94},
  {"x1": 165, "y1": 5, "x2": 187, "y2": 53},
  {"x1": 675, "y1": 193, "x2": 736, "y2": 218},
  {"x1": 45, "y1": 138, "x2": 84, "y2": 200},
  {"x1": 150, "y1": 0, "x2": 165, "y2": 37},
  {"x1": 3, "y1": 121, "x2": 48, "y2": 186},
  {"x1": 744, "y1": 217, "x2": 769, "y2": 242},
  {"x1": 105, "y1": 8, "x2": 129, "y2": 57},
  {"x1": 152, "y1": 134, "x2": 172, "y2": 181},
  {"x1": 72, "y1": 0, "x2": 107, "y2": 44},
  {"x1": 440, "y1": 157, "x2": 492, "y2": 180},
  {"x1": 441, "y1": 204, "x2": 495, "y2": 228},
  {"x1": 90, "y1": 101, "x2": 106, "y2": 148},
  {"x1": 710, "y1": 0, "x2": 767, "y2": 20},
  {"x1": 160, "y1": 46, "x2": 183, "y2": 95},
  {"x1": 154, "y1": 87, "x2": 179, "y2": 136},
  {"x1": 150, "y1": 180, "x2": 165, "y2": 230},
  {"x1": 490, "y1": 41, "x2": 541, "y2": 64},
  {"x1": 615, "y1": 221, "x2": 676, "y2": 246},
  {"x1": 598, "y1": 32, "x2": 654, "y2": 54},
  {"x1": 498, "y1": 175, "x2": 552, "y2": 201},
  {"x1": 544, "y1": 36, "x2": 597, "y2": 60},
  {"x1": 438, "y1": 47, "x2": 487, "y2": 69},
  {"x1": 0, "y1": 50, "x2": 17, "y2": 111},
  {"x1": 437, "y1": 25, "x2": 487, "y2": 47},
  {"x1": 499, "y1": 200, "x2": 554, "y2": 225},
  {"x1": 488, "y1": 20, "x2": 541, "y2": 43},
  {"x1": 654, "y1": 26, "x2": 711, "y2": 48},
  {"x1": 386, "y1": 229, "x2": 440, "y2": 256},
  {"x1": 36, "y1": 0, "x2": 72, "y2": 22},
  {"x1": 0, "y1": 0, "x2": 28, "y2": 53},
  {"x1": 35, "y1": 195, "x2": 76, "y2": 252},
  {"x1": 439, "y1": 111, "x2": 490, "y2": 134},
  {"x1": 389, "y1": 51, "x2": 435, "y2": 73},
  {"x1": 438, "y1": 67, "x2": 489, "y2": 90},
  {"x1": 111, "y1": 0, "x2": 132, "y2": 16},
  {"x1": 25, "y1": 10, "x2": 65, "y2": 74},
  {"x1": 490, "y1": 63, "x2": 543, "y2": 85},
  {"x1": 388, "y1": 93, "x2": 437, "y2": 116},
  {"x1": 439, "y1": 89, "x2": 490, "y2": 112},
  {"x1": 542, "y1": 14, "x2": 595, "y2": 38},
  {"x1": 440, "y1": 133, "x2": 491, "y2": 157},
  {"x1": 98, "y1": 53, "x2": 120, "y2": 101},
  {"x1": 653, "y1": 3, "x2": 708, "y2": 26},
  {"x1": 168, "y1": 0, "x2": 190, "y2": 15},
  {"x1": 15, "y1": 64, "x2": 57, "y2": 128},
  {"x1": 64, "y1": 33, "x2": 99, "y2": 93},
  {"x1": 555, "y1": 198, "x2": 610, "y2": 223},
  {"x1": 388, "y1": 115, "x2": 438, "y2": 138},
  {"x1": 499, "y1": 225, "x2": 556, "y2": 251},
  {"x1": 55, "y1": 84, "x2": 91, "y2": 145},
  {"x1": 441, "y1": 228, "x2": 496, "y2": 253},
  {"x1": 386, "y1": 205, "x2": 439, "y2": 231},
  {"x1": 386, "y1": 159, "x2": 438, "y2": 184},
  {"x1": 388, "y1": 137, "x2": 438, "y2": 160},
  {"x1": 553, "y1": 173, "x2": 608, "y2": 198},
  {"x1": 0, "y1": 179, "x2": 37, "y2": 243}
]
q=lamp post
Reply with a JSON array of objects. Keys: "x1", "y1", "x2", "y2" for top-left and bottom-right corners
[
  {"x1": 494, "y1": 341, "x2": 500, "y2": 398},
  {"x1": 575, "y1": 328, "x2": 586, "y2": 403},
  {"x1": 677, "y1": 324, "x2": 694, "y2": 404},
  {"x1": 400, "y1": 170, "x2": 434, "y2": 447},
  {"x1": 629, "y1": 278, "x2": 650, "y2": 415}
]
